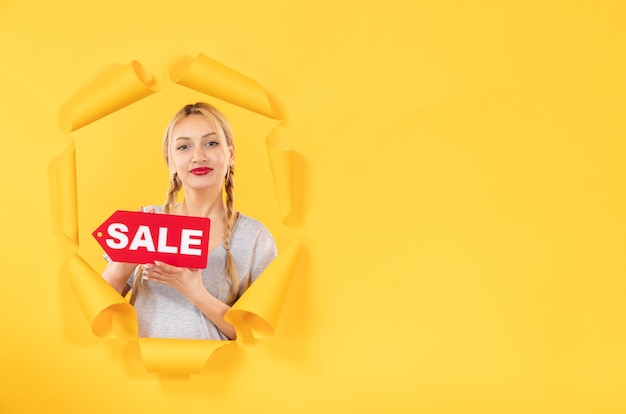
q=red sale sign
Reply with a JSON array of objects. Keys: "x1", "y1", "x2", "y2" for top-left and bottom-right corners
[{"x1": 92, "y1": 210, "x2": 211, "y2": 268}]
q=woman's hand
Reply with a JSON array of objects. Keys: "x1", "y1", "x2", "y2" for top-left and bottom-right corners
[
  {"x1": 142, "y1": 261, "x2": 204, "y2": 301},
  {"x1": 142, "y1": 261, "x2": 237, "y2": 339}
]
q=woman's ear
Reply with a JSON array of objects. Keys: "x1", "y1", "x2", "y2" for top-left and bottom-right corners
[
  {"x1": 229, "y1": 143, "x2": 235, "y2": 165},
  {"x1": 165, "y1": 153, "x2": 177, "y2": 175}
]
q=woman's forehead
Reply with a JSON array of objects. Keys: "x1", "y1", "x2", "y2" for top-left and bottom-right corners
[{"x1": 172, "y1": 114, "x2": 219, "y2": 138}]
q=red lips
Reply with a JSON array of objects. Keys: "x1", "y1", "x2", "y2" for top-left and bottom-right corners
[{"x1": 190, "y1": 167, "x2": 212, "y2": 175}]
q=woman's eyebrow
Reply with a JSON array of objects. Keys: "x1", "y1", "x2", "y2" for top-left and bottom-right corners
[{"x1": 175, "y1": 132, "x2": 217, "y2": 141}]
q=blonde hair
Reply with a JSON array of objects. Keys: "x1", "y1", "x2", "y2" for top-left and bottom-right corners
[{"x1": 161, "y1": 102, "x2": 239, "y2": 295}]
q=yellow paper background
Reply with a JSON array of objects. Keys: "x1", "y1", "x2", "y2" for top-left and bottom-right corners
[{"x1": 1, "y1": 1, "x2": 626, "y2": 413}]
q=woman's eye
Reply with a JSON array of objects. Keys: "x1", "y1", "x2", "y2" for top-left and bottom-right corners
[
  {"x1": 205, "y1": 141, "x2": 218, "y2": 147},
  {"x1": 176, "y1": 144, "x2": 190, "y2": 151}
]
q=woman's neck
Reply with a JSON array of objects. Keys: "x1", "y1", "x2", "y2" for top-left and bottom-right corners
[{"x1": 177, "y1": 189, "x2": 226, "y2": 219}]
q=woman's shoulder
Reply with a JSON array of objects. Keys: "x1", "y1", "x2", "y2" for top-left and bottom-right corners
[
  {"x1": 232, "y1": 213, "x2": 277, "y2": 259},
  {"x1": 235, "y1": 212, "x2": 272, "y2": 232},
  {"x1": 234, "y1": 212, "x2": 275, "y2": 240}
]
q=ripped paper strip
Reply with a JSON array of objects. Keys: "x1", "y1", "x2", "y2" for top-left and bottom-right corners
[
  {"x1": 68, "y1": 254, "x2": 137, "y2": 339},
  {"x1": 55, "y1": 146, "x2": 78, "y2": 244},
  {"x1": 170, "y1": 53, "x2": 279, "y2": 120},
  {"x1": 227, "y1": 238, "x2": 302, "y2": 341},
  {"x1": 138, "y1": 338, "x2": 235, "y2": 375},
  {"x1": 266, "y1": 136, "x2": 295, "y2": 221},
  {"x1": 61, "y1": 61, "x2": 158, "y2": 132},
  {"x1": 61, "y1": 54, "x2": 301, "y2": 374}
]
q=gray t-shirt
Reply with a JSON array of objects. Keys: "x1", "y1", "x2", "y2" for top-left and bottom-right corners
[{"x1": 110, "y1": 206, "x2": 277, "y2": 340}]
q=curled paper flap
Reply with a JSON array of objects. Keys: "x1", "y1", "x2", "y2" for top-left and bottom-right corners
[
  {"x1": 170, "y1": 54, "x2": 278, "y2": 119},
  {"x1": 226, "y1": 238, "x2": 303, "y2": 341},
  {"x1": 267, "y1": 144, "x2": 294, "y2": 221},
  {"x1": 137, "y1": 338, "x2": 233, "y2": 375},
  {"x1": 56, "y1": 147, "x2": 78, "y2": 244},
  {"x1": 62, "y1": 60, "x2": 158, "y2": 132},
  {"x1": 68, "y1": 254, "x2": 137, "y2": 339}
]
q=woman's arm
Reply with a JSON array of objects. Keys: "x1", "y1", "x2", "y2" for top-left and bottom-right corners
[
  {"x1": 102, "y1": 261, "x2": 137, "y2": 296},
  {"x1": 142, "y1": 261, "x2": 237, "y2": 340},
  {"x1": 185, "y1": 287, "x2": 236, "y2": 340},
  {"x1": 101, "y1": 206, "x2": 154, "y2": 297}
]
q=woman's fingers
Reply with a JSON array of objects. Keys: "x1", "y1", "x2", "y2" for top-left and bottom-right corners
[
  {"x1": 142, "y1": 261, "x2": 179, "y2": 280},
  {"x1": 141, "y1": 263, "x2": 164, "y2": 280},
  {"x1": 141, "y1": 262, "x2": 201, "y2": 298},
  {"x1": 153, "y1": 260, "x2": 177, "y2": 274}
]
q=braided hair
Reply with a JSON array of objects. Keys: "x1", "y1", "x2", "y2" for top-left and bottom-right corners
[{"x1": 161, "y1": 102, "x2": 239, "y2": 295}]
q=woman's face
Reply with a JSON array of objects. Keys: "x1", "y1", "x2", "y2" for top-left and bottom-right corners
[{"x1": 169, "y1": 114, "x2": 234, "y2": 192}]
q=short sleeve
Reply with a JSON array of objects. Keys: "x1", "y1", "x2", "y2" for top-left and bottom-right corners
[
  {"x1": 234, "y1": 219, "x2": 277, "y2": 298},
  {"x1": 250, "y1": 227, "x2": 278, "y2": 284}
]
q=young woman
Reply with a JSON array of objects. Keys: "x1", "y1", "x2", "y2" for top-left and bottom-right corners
[{"x1": 102, "y1": 102, "x2": 277, "y2": 340}]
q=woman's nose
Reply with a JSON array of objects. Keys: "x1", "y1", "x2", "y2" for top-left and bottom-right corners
[{"x1": 192, "y1": 146, "x2": 206, "y2": 163}]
